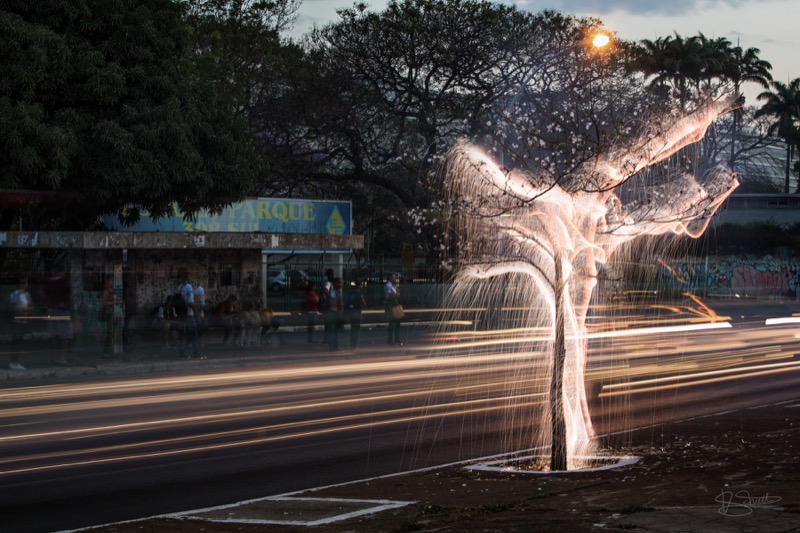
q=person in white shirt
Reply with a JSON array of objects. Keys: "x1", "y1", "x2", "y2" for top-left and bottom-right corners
[
  {"x1": 174, "y1": 268, "x2": 200, "y2": 359},
  {"x1": 384, "y1": 273, "x2": 402, "y2": 346},
  {"x1": 194, "y1": 284, "x2": 208, "y2": 344}
]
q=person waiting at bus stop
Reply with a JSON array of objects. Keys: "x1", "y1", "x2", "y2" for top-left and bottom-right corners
[
  {"x1": 384, "y1": 273, "x2": 403, "y2": 346},
  {"x1": 323, "y1": 278, "x2": 344, "y2": 351}
]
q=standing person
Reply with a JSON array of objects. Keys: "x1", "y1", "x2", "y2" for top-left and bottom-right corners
[
  {"x1": 194, "y1": 283, "x2": 208, "y2": 345},
  {"x1": 325, "y1": 277, "x2": 344, "y2": 351},
  {"x1": 242, "y1": 301, "x2": 261, "y2": 347},
  {"x1": 345, "y1": 282, "x2": 366, "y2": 349},
  {"x1": 100, "y1": 275, "x2": 117, "y2": 358},
  {"x1": 259, "y1": 304, "x2": 281, "y2": 347},
  {"x1": 173, "y1": 268, "x2": 200, "y2": 359},
  {"x1": 321, "y1": 268, "x2": 335, "y2": 344},
  {"x1": 213, "y1": 294, "x2": 238, "y2": 346},
  {"x1": 384, "y1": 273, "x2": 403, "y2": 346},
  {"x1": 43, "y1": 263, "x2": 73, "y2": 366},
  {"x1": 8, "y1": 276, "x2": 32, "y2": 370},
  {"x1": 157, "y1": 295, "x2": 174, "y2": 350},
  {"x1": 304, "y1": 281, "x2": 319, "y2": 343}
]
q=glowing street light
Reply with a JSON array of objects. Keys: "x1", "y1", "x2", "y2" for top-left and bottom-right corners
[
  {"x1": 590, "y1": 31, "x2": 611, "y2": 50},
  {"x1": 507, "y1": 29, "x2": 613, "y2": 112},
  {"x1": 500, "y1": 29, "x2": 613, "y2": 169}
]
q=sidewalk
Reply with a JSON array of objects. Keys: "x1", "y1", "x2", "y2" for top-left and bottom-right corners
[
  {"x1": 0, "y1": 319, "x2": 426, "y2": 382},
  {"x1": 85, "y1": 400, "x2": 800, "y2": 532},
  {"x1": 5, "y1": 297, "x2": 797, "y2": 383}
]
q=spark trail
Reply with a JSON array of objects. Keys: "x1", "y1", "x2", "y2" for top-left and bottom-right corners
[{"x1": 442, "y1": 97, "x2": 738, "y2": 470}]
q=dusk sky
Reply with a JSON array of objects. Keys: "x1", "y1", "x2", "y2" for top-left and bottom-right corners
[{"x1": 293, "y1": 0, "x2": 798, "y2": 103}]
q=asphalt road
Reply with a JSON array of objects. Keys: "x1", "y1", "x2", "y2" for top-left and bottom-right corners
[{"x1": 2, "y1": 300, "x2": 800, "y2": 532}]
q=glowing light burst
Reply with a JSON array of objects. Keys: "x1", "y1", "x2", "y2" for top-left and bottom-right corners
[{"x1": 442, "y1": 98, "x2": 738, "y2": 469}]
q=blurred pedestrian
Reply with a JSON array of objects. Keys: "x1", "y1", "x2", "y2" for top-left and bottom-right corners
[
  {"x1": 173, "y1": 268, "x2": 200, "y2": 359},
  {"x1": 212, "y1": 294, "x2": 238, "y2": 346},
  {"x1": 156, "y1": 295, "x2": 174, "y2": 350},
  {"x1": 321, "y1": 268, "x2": 335, "y2": 343},
  {"x1": 304, "y1": 281, "x2": 319, "y2": 343},
  {"x1": 325, "y1": 277, "x2": 344, "y2": 351},
  {"x1": 242, "y1": 301, "x2": 261, "y2": 347},
  {"x1": 194, "y1": 283, "x2": 208, "y2": 345},
  {"x1": 345, "y1": 282, "x2": 366, "y2": 349},
  {"x1": 100, "y1": 275, "x2": 119, "y2": 358},
  {"x1": 8, "y1": 276, "x2": 32, "y2": 370},
  {"x1": 259, "y1": 305, "x2": 281, "y2": 346},
  {"x1": 384, "y1": 273, "x2": 403, "y2": 346}
]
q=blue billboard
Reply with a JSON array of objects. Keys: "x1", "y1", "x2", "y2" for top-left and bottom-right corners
[{"x1": 103, "y1": 198, "x2": 352, "y2": 236}]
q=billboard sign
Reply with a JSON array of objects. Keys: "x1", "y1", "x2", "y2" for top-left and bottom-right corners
[{"x1": 103, "y1": 198, "x2": 352, "y2": 236}]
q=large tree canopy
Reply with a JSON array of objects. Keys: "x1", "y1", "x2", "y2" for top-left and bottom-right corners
[
  {"x1": 184, "y1": 0, "x2": 307, "y2": 198},
  {"x1": 302, "y1": 0, "x2": 551, "y2": 205},
  {"x1": 284, "y1": 1, "x2": 621, "y2": 258},
  {"x1": 0, "y1": 0, "x2": 265, "y2": 229}
]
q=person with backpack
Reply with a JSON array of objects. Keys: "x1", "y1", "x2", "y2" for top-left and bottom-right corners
[
  {"x1": 7, "y1": 276, "x2": 32, "y2": 370},
  {"x1": 172, "y1": 268, "x2": 201, "y2": 359}
]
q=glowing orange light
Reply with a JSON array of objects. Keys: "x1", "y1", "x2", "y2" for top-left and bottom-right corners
[{"x1": 591, "y1": 32, "x2": 611, "y2": 50}]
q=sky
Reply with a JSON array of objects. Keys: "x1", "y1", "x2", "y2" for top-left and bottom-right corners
[{"x1": 291, "y1": 0, "x2": 799, "y2": 103}]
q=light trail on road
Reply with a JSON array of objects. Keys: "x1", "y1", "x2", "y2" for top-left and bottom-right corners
[
  {"x1": 3, "y1": 300, "x2": 800, "y2": 533},
  {"x1": 1, "y1": 306, "x2": 799, "y2": 517}
]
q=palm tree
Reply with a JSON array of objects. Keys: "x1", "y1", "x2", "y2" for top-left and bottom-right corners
[
  {"x1": 632, "y1": 33, "x2": 714, "y2": 111},
  {"x1": 723, "y1": 44, "x2": 773, "y2": 169},
  {"x1": 697, "y1": 33, "x2": 732, "y2": 88},
  {"x1": 756, "y1": 78, "x2": 800, "y2": 193}
]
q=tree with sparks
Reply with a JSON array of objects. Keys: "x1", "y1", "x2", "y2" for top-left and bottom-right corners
[{"x1": 442, "y1": 97, "x2": 738, "y2": 470}]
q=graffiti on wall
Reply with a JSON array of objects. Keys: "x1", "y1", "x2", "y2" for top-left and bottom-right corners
[{"x1": 656, "y1": 254, "x2": 800, "y2": 299}]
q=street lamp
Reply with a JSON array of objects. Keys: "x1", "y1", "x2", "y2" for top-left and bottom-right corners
[
  {"x1": 499, "y1": 30, "x2": 612, "y2": 168},
  {"x1": 591, "y1": 32, "x2": 611, "y2": 50},
  {"x1": 506, "y1": 30, "x2": 612, "y2": 113}
]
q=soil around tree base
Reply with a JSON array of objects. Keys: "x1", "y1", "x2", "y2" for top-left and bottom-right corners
[{"x1": 86, "y1": 401, "x2": 800, "y2": 533}]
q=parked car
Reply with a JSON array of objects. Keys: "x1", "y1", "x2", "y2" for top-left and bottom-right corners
[
  {"x1": 267, "y1": 270, "x2": 310, "y2": 292},
  {"x1": 290, "y1": 270, "x2": 309, "y2": 288},
  {"x1": 267, "y1": 270, "x2": 288, "y2": 292}
]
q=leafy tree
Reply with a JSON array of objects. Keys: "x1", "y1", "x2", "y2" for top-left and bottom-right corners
[
  {"x1": 756, "y1": 78, "x2": 800, "y2": 193},
  {"x1": 629, "y1": 33, "x2": 774, "y2": 175},
  {"x1": 184, "y1": 0, "x2": 311, "y2": 197},
  {"x1": 0, "y1": 0, "x2": 264, "y2": 230},
  {"x1": 304, "y1": 0, "x2": 535, "y2": 198},
  {"x1": 294, "y1": 1, "x2": 620, "y2": 261},
  {"x1": 485, "y1": 33, "x2": 663, "y2": 188},
  {"x1": 630, "y1": 33, "x2": 709, "y2": 110}
]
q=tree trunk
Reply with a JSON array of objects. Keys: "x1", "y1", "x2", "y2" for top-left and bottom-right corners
[
  {"x1": 785, "y1": 142, "x2": 792, "y2": 194},
  {"x1": 550, "y1": 258, "x2": 568, "y2": 471}
]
